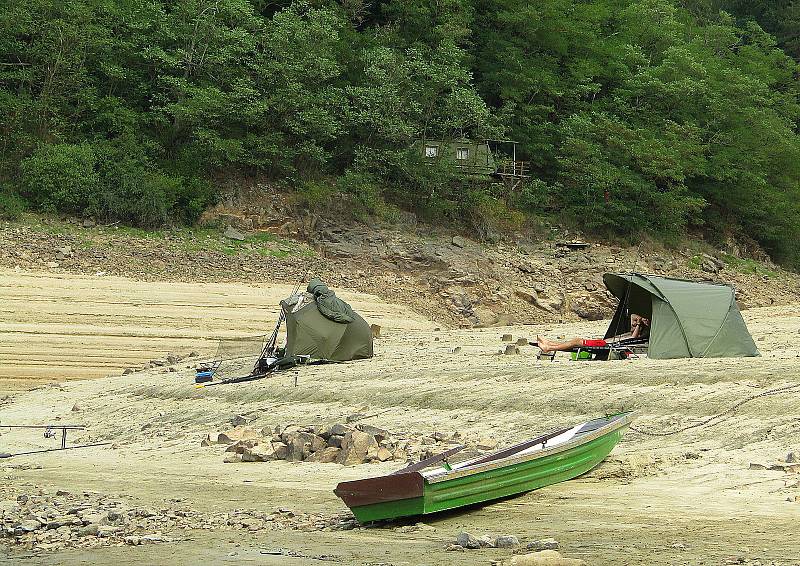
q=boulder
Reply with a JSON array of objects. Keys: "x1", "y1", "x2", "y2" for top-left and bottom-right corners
[
  {"x1": 392, "y1": 448, "x2": 408, "y2": 462},
  {"x1": 527, "y1": 538, "x2": 560, "y2": 551},
  {"x1": 242, "y1": 444, "x2": 275, "y2": 462},
  {"x1": 336, "y1": 431, "x2": 380, "y2": 465},
  {"x1": 451, "y1": 236, "x2": 468, "y2": 248},
  {"x1": 455, "y1": 531, "x2": 481, "y2": 549},
  {"x1": 287, "y1": 436, "x2": 312, "y2": 462},
  {"x1": 515, "y1": 338, "x2": 528, "y2": 346},
  {"x1": 223, "y1": 226, "x2": 246, "y2": 241},
  {"x1": 230, "y1": 415, "x2": 250, "y2": 427},
  {"x1": 501, "y1": 334, "x2": 513, "y2": 342},
  {"x1": 226, "y1": 439, "x2": 258, "y2": 454},
  {"x1": 223, "y1": 453, "x2": 242, "y2": 463},
  {"x1": 217, "y1": 426, "x2": 259, "y2": 444},
  {"x1": 496, "y1": 535, "x2": 520, "y2": 548},
  {"x1": 376, "y1": 447, "x2": 393, "y2": 462},
  {"x1": 504, "y1": 344, "x2": 519, "y2": 355},
  {"x1": 327, "y1": 435, "x2": 344, "y2": 448},
  {"x1": 305, "y1": 447, "x2": 341, "y2": 463},
  {"x1": 310, "y1": 435, "x2": 327, "y2": 453},
  {"x1": 272, "y1": 442, "x2": 289, "y2": 460},
  {"x1": 330, "y1": 423, "x2": 352, "y2": 436},
  {"x1": 357, "y1": 424, "x2": 390, "y2": 442}
]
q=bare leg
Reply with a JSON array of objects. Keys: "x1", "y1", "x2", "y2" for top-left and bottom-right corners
[{"x1": 536, "y1": 335, "x2": 585, "y2": 353}]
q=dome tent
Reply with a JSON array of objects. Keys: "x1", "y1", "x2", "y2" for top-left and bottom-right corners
[
  {"x1": 281, "y1": 278, "x2": 373, "y2": 362},
  {"x1": 603, "y1": 273, "x2": 759, "y2": 359}
]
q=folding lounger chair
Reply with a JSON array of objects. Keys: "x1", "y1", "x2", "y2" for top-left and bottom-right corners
[{"x1": 530, "y1": 338, "x2": 649, "y2": 361}]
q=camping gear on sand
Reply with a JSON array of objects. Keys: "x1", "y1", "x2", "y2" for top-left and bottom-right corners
[
  {"x1": 280, "y1": 278, "x2": 373, "y2": 362},
  {"x1": 334, "y1": 413, "x2": 631, "y2": 523},
  {"x1": 604, "y1": 273, "x2": 759, "y2": 359},
  {"x1": 196, "y1": 278, "x2": 373, "y2": 387}
]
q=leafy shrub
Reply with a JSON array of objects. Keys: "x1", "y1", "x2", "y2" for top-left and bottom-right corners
[
  {"x1": 0, "y1": 188, "x2": 26, "y2": 220},
  {"x1": 20, "y1": 144, "x2": 99, "y2": 213},
  {"x1": 337, "y1": 170, "x2": 382, "y2": 218}
]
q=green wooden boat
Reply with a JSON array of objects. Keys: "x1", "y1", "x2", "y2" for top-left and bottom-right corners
[{"x1": 334, "y1": 413, "x2": 631, "y2": 522}]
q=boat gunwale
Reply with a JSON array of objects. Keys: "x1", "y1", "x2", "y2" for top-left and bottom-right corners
[{"x1": 424, "y1": 413, "x2": 632, "y2": 484}]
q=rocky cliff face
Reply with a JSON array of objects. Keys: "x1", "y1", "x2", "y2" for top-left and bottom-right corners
[
  {"x1": 195, "y1": 197, "x2": 798, "y2": 328},
  {"x1": 2, "y1": 197, "x2": 796, "y2": 329}
]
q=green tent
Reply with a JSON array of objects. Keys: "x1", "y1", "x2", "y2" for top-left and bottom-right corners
[
  {"x1": 602, "y1": 273, "x2": 759, "y2": 359},
  {"x1": 281, "y1": 279, "x2": 373, "y2": 362}
]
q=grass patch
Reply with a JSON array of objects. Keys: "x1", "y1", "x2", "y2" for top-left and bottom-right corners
[{"x1": 720, "y1": 253, "x2": 779, "y2": 278}]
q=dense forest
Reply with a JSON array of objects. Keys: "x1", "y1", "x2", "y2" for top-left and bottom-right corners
[{"x1": 1, "y1": 0, "x2": 800, "y2": 267}]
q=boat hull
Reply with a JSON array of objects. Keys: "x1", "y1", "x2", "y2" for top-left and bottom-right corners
[{"x1": 338, "y1": 415, "x2": 629, "y2": 522}]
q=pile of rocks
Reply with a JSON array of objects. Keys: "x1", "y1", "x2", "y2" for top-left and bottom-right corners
[
  {"x1": 203, "y1": 422, "x2": 495, "y2": 466},
  {"x1": 0, "y1": 489, "x2": 356, "y2": 553},
  {"x1": 121, "y1": 352, "x2": 199, "y2": 375},
  {"x1": 447, "y1": 531, "x2": 560, "y2": 552}
]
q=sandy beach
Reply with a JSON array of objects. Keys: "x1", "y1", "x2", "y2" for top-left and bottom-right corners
[{"x1": 1, "y1": 269, "x2": 799, "y2": 565}]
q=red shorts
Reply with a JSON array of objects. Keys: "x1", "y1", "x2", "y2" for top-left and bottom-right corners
[{"x1": 581, "y1": 339, "x2": 608, "y2": 347}]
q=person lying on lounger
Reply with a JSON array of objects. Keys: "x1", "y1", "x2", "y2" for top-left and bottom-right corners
[{"x1": 536, "y1": 314, "x2": 650, "y2": 354}]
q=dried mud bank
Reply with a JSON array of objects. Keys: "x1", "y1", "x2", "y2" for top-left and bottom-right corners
[{"x1": 1, "y1": 275, "x2": 799, "y2": 564}]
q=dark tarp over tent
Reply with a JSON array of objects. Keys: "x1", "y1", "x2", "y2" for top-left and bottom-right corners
[
  {"x1": 603, "y1": 273, "x2": 759, "y2": 359},
  {"x1": 281, "y1": 278, "x2": 373, "y2": 362}
]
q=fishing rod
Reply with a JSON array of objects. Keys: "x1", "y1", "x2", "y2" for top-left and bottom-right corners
[
  {"x1": 0, "y1": 423, "x2": 110, "y2": 458},
  {"x1": 256, "y1": 268, "x2": 311, "y2": 363},
  {"x1": 1, "y1": 443, "x2": 111, "y2": 459}
]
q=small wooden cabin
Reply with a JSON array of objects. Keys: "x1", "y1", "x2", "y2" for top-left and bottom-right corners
[
  {"x1": 418, "y1": 139, "x2": 497, "y2": 177},
  {"x1": 417, "y1": 139, "x2": 529, "y2": 191}
]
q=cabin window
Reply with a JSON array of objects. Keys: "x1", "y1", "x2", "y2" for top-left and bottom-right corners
[
  {"x1": 424, "y1": 145, "x2": 438, "y2": 158},
  {"x1": 456, "y1": 147, "x2": 470, "y2": 160}
]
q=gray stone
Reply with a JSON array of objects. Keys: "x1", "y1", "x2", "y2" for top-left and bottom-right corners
[
  {"x1": 230, "y1": 414, "x2": 249, "y2": 427},
  {"x1": 357, "y1": 424, "x2": 390, "y2": 442},
  {"x1": 477, "y1": 535, "x2": 496, "y2": 548},
  {"x1": 504, "y1": 344, "x2": 519, "y2": 355},
  {"x1": 96, "y1": 525, "x2": 120, "y2": 538},
  {"x1": 445, "y1": 544, "x2": 465, "y2": 552},
  {"x1": 451, "y1": 236, "x2": 468, "y2": 248},
  {"x1": 515, "y1": 338, "x2": 528, "y2": 346},
  {"x1": 272, "y1": 442, "x2": 289, "y2": 459},
  {"x1": 79, "y1": 524, "x2": 100, "y2": 537},
  {"x1": 310, "y1": 435, "x2": 327, "y2": 453},
  {"x1": 527, "y1": 538, "x2": 559, "y2": 551},
  {"x1": 327, "y1": 435, "x2": 344, "y2": 448},
  {"x1": 456, "y1": 531, "x2": 481, "y2": 549},
  {"x1": 19, "y1": 519, "x2": 41, "y2": 532},
  {"x1": 336, "y1": 430, "x2": 379, "y2": 465},
  {"x1": 305, "y1": 447, "x2": 341, "y2": 463},
  {"x1": 495, "y1": 535, "x2": 520, "y2": 548},
  {"x1": 224, "y1": 226, "x2": 246, "y2": 241},
  {"x1": 330, "y1": 423, "x2": 352, "y2": 436},
  {"x1": 501, "y1": 333, "x2": 513, "y2": 342},
  {"x1": 287, "y1": 437, "x2": 311, "y2": 462},
  {"x1": 786, "y1": 451, "x2": 798, "y2": 463},
  {"x1": 223, "y1": 453, "x2": 242, "y2": 463},
  {"x1": 241, "y1": 444, "x2": 275, "y2": 462}
]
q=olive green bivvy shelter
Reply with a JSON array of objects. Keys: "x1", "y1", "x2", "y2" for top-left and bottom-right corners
[
  {"x1": 603, "y1": 273, "x2": 759, "y2": 359},
  {"x1": 280, "y1": 278, "x2": 373, "y2": 362}
]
